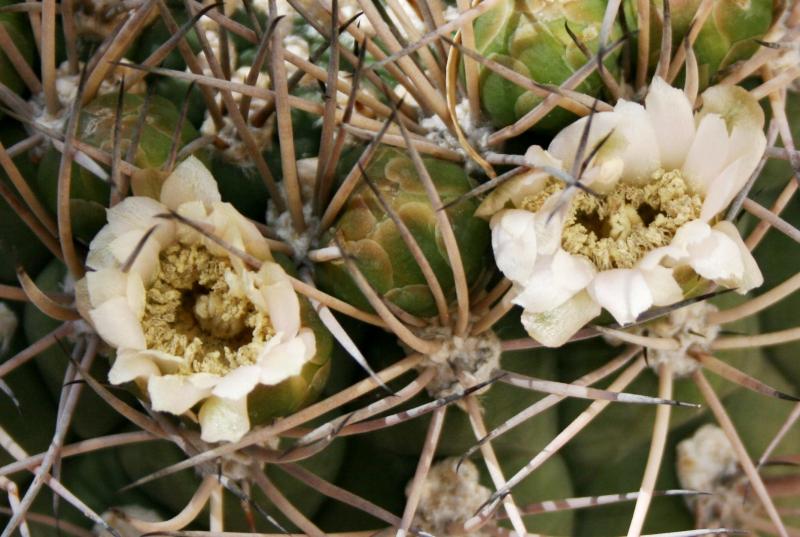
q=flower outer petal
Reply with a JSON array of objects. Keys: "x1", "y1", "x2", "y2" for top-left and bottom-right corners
[
  {"x1": 258, "y1": 336, "x2": 309, "y2": 385},
  {"x1": 698, "y1": 84, "x2": 765, "y2": 133},
  {"x1": 687, "y1": 230, "x2": 745, "y2": 285},
  {"x1": 107, "y1": 196, "x2": 174, "y2": 245},
  {"x1": 198, "y1": 396, "x2": 250, "y2": 443},
  {"x1": 588, "y1": 269, "x2": 653, "y2": 325},
  {"x1": 712, "y1": 221, "x2": 763, "y2": 293},
  {"x1": 645, "y1": 76, "x2": 696, "y2": 171},
  {"x1": 126, "y1": 272, "x2": 146, "y2": 319},
  {"x1": 136, "y1": 349, "x2": 184, "y2": 374},
  {"x1": 86, "y1": 226, "x2": 119, "y2": 271},
  {"x1": 611, "y1": 100, "x2": 662, "y2": 183},
  {"x1": 700, "y1": 131, "x2": 766, "y2": 221},
  {"x1": 475, "y1": 169, "x2": 549, "y2": 218},
  {"x1": 640, "y1": 265, "x2": 683, "y2": 306},
  {"x1": 212, "y1": 365, "x2": 262, "y2": 399},
  {"x1": 148, "y1": 373, "x2": 218, "y2": 415},
  {"x1": 581, "y1": 157, "x2": 624, "y2": 194},
  {"x1": 298, "y1": 327, "x2": 317, "y2": 361},
  {"x1": 490, "y1": 209, "x2": 538, "y2": 283},
  {"x1": 108, "y1": 229, "x2": 161, "y2": 284},
  {"x1": 220, "y1": 202, "x2": 271, "y2": 261},
  {"x1": 512, "y1": 249, "x2": 595, "y2": 313},
  {"x1": 682, "y1": 113, "x2": 730, "y2": 194},
  {"x1": 108, "y1": 350, "x2": 160, "y2": 385},
  {"x1": 86, "y1": 268, "x2": 127, "y2": 309},
  {"x1": 262, "y1": 263, "x2": 301, "y2": 337},
  {"x1": 533, "y1": 193, "x2": 570, "y2": 256},
  {"x1": 521, "y1": 290, "x2": 601, "y2": 347},
  {"x1": 160, "y1": 156, "x2": 222, "y2": 211},
  {"x1": 89, "y1": 296, "x2": 146, "y2": 350},
  {"x1": 548, "y1": 112, "x2": 618, "y2": 170},
  {"x1": 74, "y1": 277, "x2": 92, "y2": 325}
]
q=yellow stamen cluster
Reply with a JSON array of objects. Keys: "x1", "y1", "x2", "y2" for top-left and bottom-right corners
[
  {"x1": 522, "y1": 169, "x2": 702, "y2": 270},
  {"x1": 141, "y1": 243, "x2": 274, "y2": 376}
]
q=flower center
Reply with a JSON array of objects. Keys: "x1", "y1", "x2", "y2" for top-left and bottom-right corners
[
  {"x1": 141, "y1": 243, "x2": 274, "y2": 376},
  {"x1": 523, "y1": 169, "x2": 703, "y2": 270}
]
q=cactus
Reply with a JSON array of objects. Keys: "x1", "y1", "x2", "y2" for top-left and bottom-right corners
[
  {"x1": 630, "y1": 0, "x2": 782, "y2": 86},
  {"x1": 1, "y1": 1, "x2": 799, "y2": 537},
  {"x1": 315, "y1": 146, "x2": 490, "y2": 317},
  {"x1": 474, "y1": 0, "x2": 621, "y2": 131}
]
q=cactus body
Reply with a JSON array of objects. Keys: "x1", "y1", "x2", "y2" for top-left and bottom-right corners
[
  {"x1": 474, "y1": 0, "x2": 619, "y2": 130},
  {"x1": 316, "y1": 146, "x2": 490, "y2": 317}
]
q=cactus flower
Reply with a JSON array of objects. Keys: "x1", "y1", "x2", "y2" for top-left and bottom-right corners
[
  {"x1": 479, "y1": 77, "x2": 765, "y2": 346},
  {"x1": 78, "y1": 157, "x2": 327, "y2": 443}
]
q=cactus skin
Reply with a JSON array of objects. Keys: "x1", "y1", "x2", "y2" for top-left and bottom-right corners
[
  {"x1": 557, "y1": 290, "x2": 800, "y2": 535},
  {"x1": 118, "y1": 430, "x2": 347, "y2": 532},
  {"x1": 23, "y1": 259, "x2": 127, "y2": 439},
  {"x1": 753, "y1": 94, "x2": 800, "y2": 388},
  {"x1": 633, "y1": 0, "x2": 779, "y2": 87},
  {"x1": 315, "y1": 146, "x2": 490, "y2": 318},
  {"x1": 35, "y1": 93, "x2": 201, "y2": 241},
  {"x1": 0, "y1": 0, "x2": 35, "y2": 96},
  {"x1": 0, "y1": 121, "x2": 50, "y2": 282},
  {"x1": 474, "y1": 0, "x2": 619, "y2": 130}
]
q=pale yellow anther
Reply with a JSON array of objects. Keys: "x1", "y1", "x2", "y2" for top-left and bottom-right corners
[{"x1": 522, "y1": 169, "x2": 703, "y2": 270}]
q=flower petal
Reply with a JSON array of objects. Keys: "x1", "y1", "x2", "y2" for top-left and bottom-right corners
[
  {"x1": 475, "y1": 168, "x2": 549, "y2": 218},
  {"x1": 700, "y1": 130, "x2": 766, "y2": 221},
  {"x1": 86, "y1": 268, "x2": 127, "y2": 308},
  {"x1": 160, "y1": 156, "x2": 222, "y2": 211},
  {"x1": 548, "y1": 111, "x2": 618, "y2": 170},
  {"x1": 148, "y1": 373, "x2": 217, "y2": 415},
  {"x1": 109, "y1": 229, "x2": 161, "y2": 284},
  {"x1": 712, "y1": 221, "x2": 763, "y2": 293},
  {"x1": 86, "y1": 226, "x2": 119, "y2": 271},
  {"x1": 581, "y1": 157, "x2": 624, "y2": 194},
  {"x1": 682, "y1": 113, "x2": 730, "y2": 194},
  {"x1": 640, "y1": 265, "x2": 683, "y2": 306},
  {"x1": 533, "y1": 193, "x2": 570, "y2": 256},
  {"x1": 212, "y1": 365, "x2": 262, "y2": 399},
  {"x1": 490, "y1": 209, "x2": 538, "y2": 283},
  {"x1": 258, "y1": 336, "x2": 308, "y2": 385},
  {"x1": 681, "y1": 226, "x2": 745, "y2": 285},
  {"x1": 611, "y1": 100, "x2": 662, "y2": 182},
  {"x1": 108, "y1": 350, "x2": 160, "y2": 385},
  {"x1": 198, "y1": 396, "x2": 250, "y2": 443},
  {"x1": 587, "y1": 269, "x2": 653, "y2": 325},
  {"x1": 512, "y1": 249, "x2": 595, "y2": 313},
  {"x1": 107, "y1": 196, "x2": 174, "y2": 245},
  {"x1": 645, "y1": 77, "x2": 695, "y2": 170},
  {"x1": 521, "y1": 290, "x2": 601, "y2": 347},
  {"x1": 89, "y1": 296, "x2": 146, "y2": 350},
  {"x1": 261, "y1": 263, "x2": 301, "y2": 337}
]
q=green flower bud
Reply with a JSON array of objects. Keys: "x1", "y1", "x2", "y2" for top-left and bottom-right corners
[
  {"x1": 634, "y1": 0, "x2": 780, "y2": 86},
  {"x1": 315, "y1": 146, "x2": 490, "y2": 318},
  {"x1": 474, "y1": 0, "x2": 620, "y2": 130}
]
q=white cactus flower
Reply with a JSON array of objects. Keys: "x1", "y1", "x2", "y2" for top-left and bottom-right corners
[
  {"x1": 479, "y1": 77, "x2": 765, "y2": 347},
  {"x1": 79, "y1": 157, "x2": 318, "y2": 443}
]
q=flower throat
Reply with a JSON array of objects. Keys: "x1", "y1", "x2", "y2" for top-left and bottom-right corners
[
  {"x1": 523, "y1": 169, "x2": 702, "y2": 270},
  {"x1": 141, "y1": 243, "x2": 274, "y2": 376}
]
